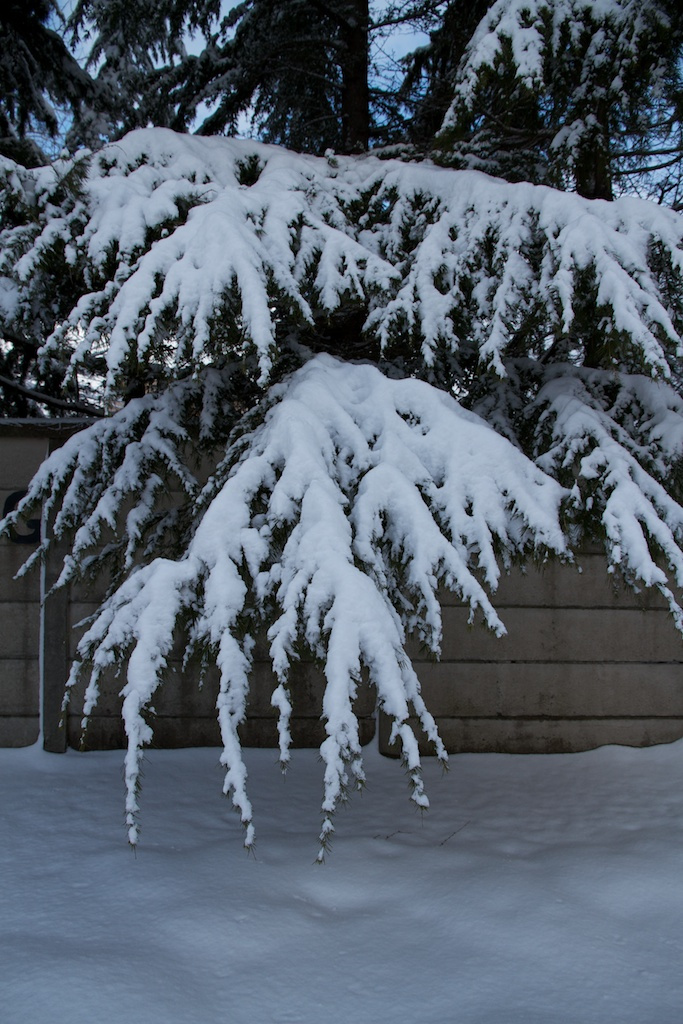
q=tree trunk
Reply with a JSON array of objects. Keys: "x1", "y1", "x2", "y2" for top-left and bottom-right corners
[
  {"x1": 339, "y1": 0, "x2": 369, "y2": 153},
  {"x1": 574, "y1": 101, "x2": 613, "y2": 201}
]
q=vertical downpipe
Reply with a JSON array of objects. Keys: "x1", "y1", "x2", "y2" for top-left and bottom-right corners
[{"x1": 40, "y1": 439, "x2": 68, "y2": 753}]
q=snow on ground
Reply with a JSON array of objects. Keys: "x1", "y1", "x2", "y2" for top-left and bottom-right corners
[{"x1": 1, "y1": 738, "x2": 682, "y2": 1024}]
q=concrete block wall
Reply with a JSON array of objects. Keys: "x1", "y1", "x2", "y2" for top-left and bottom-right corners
[
  {"x1": 0, "y1": 427, "x2": 53, "y2": 746},
  {"x1": 379, "y1": 555, "x2": 683, "y2": 755}
]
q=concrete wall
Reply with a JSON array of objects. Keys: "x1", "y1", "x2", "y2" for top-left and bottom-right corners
[
  {"x1": 0, "y1": 427, "x2": 47, "y2": 746},
  {"x1": 379, "y1": 555, "x2": 683, "y2": 755},
  {"x1": 1, "y1": 424, "x2": 682, "y2": 754}
]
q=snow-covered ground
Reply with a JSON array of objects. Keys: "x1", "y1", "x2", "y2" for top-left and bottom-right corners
[{"x1": 1, "y1": 738, "x2": 682, "y2": 1024}]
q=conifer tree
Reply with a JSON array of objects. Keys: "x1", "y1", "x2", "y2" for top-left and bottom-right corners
[{"x1": 68, "y1": 0, "x2": 445, "y2": 154}]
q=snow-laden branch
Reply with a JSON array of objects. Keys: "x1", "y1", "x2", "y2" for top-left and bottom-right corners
[
  {"x1": 433, "y1": 0, "x2": 682, "y2": 201},
  {"x1": 443, "y1": 0, "x2": 670, "y2": 120},
  {"x1": 533, "y1": 364, "x2": 683, "y2": 626},
  {"x1": 5, "y1": 367, "x2": 243, "y2": 591},
  {"x1": 2, "y1": 129, "x2": 682, "y2": 389},
  {"x1": 31, "y1": 355, "x2": 567, "y2": 854}
]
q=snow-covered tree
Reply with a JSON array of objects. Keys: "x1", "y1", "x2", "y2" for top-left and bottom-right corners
[
  {"x1": 0, "y1": 2, "x2": 113, "y2": 413},
  {"x1": 414, "y1": 0, "x2": 683, "y2": 203},
  {"x1": 3, "y1": 124, "x2": 683, "y2": 853},
  {"x1": 1, "y1": 0, "x2": 683, "y2": 852},
  {"x1": 0, "y1": 150, "x2": 110, "y2": 416}
]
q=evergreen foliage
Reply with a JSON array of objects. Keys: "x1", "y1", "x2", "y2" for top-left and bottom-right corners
[
  {"x1": 68, "y1": 1, "x2": 448, "y2": 154},
  {"x1": 67, "y1": 1, "x2": 223, "y2": 145},
  {"x1": 426, "y1": 0, "x2": 683, "y2": 202},
  {"x1": 0, "y1": 0, "x2": 96, "y2": 166},
  {"x1": 68, "y1": 0, "x2": 373, "y2": 153}
]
